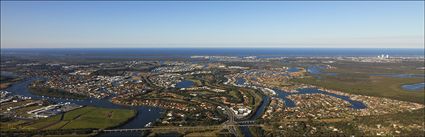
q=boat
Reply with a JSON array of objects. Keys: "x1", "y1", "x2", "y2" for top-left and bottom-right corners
[{"x1": 145, "y1": 122, "x2": 152, "y2": 127}]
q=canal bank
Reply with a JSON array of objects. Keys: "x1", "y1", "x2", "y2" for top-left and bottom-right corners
[
  {"x1": 5, "y1": 78, "x2": 165, "y2": 136},
  {"x1": 240, "y1": 96, "x2": 270, "y2": 137},
  {"x1": 275, "y1": 88, "x2": 367, "y2": 109}
]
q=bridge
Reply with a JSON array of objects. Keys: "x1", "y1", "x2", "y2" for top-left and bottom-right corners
[
  {"x1": 237, "y1": 120, "x2": 256, "y2": 125},
  {"x1": 101, "y1": 124, "x2": 262, "y2": 133},
  {"x1": 100, "y1": 107, "x2": 261, "y2": 136}
]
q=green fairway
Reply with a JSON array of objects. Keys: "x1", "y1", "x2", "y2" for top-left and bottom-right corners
[{"x1": 24, "y1": 106, "x2": 136, "y2": 130}]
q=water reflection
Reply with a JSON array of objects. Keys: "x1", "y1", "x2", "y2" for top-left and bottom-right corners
[{"x1": 275, "y1": 88, "x2": 366, "y2": 109}]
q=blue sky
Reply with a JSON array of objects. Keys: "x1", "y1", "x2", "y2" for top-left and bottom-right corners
[{"x1": 1, "y1": 1, "x2": 424, "y2": 48}]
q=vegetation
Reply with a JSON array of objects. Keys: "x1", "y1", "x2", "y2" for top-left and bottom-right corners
[
  {"x1": 1, "y1": 105, "x2": 136, "y2": 136},
  {"x1": 29, "y1": 80, "x2": 88, "y2": 99},
  {"x1": 282, "y1": 62, "x2": 425, "y2": 136},
  {"x1": 292, "y1": 62, "x2": 425, "y2": 104},
  {"x1": 31, "y1": 106, "x2": 136, "y2": 130},
  {"x1": 0, "y1": 74, "x2": 20, "y2": 89},
  {"x1": 292, "y1": 75, "x2": 424, "y2": 104},
  {"x1": 353, "y1": 108, "x2": 425, "y2": 136},
  {"x1": 329, "y1": 61, "x2": 424, "y2": 74},
  {"x1": 1, "y1": 106, "x2": 136, "y2": 132}
]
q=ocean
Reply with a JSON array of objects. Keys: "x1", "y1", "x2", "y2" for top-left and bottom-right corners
[{"x1": 1, "y1": 48, "x2": 424, "y2": 58}]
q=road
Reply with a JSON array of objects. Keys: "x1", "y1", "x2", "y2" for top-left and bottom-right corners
[
  {"x1": 101, "y1": 124, "x2": 261, "y2": 133},
  {"x1": 101, "y1": 107, "x2": 258, "y2": 136},
  {"x1": 223, "y1": 106, "x2": 241, "y2": 137}
]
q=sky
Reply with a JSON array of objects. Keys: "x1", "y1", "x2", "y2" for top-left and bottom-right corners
[{"x1": 1, "y1": 1, "x2": 424, "y2": 48}]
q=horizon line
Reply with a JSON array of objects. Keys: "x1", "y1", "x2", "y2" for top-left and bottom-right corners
[{"x1": 1, "y1": 47, "x2": 424, "y2": 49}]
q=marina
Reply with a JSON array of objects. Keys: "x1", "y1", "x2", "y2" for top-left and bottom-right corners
[{"x1": 5, "y1": 78, "x2": 164, "y2": 136}]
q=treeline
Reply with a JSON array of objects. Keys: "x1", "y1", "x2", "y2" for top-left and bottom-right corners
[{"x1": 29, "y1": 81, "x2": 87, "y2": 99}]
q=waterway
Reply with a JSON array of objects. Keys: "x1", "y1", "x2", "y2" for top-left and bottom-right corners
[
  {"x1": 287, "y1": 67, "x2": 300, "y2": 73},
  {"x1": 235, "y1": 75, "x2": 268, "y2": 136},
  {"x1": 236, "y1": 78, "x2": 246, "y2": 85},
  {"x1": 240, "y1": 96, "x2": 270, "y2": 137},
  {"x1": 307, "y1": 66, "x2": 325, "y2": 75},
  {"x1": 402, "y1": 83, "x2": 425, "y2": 91},
  {"x1": 175, "y1": 80, "x2": 195, "y2": 88},
  {"x1": 275, "y1": 88, "x2": 367, "y2": 109},
  {"x1": 307, "y1": 66, "x2": 337, "y2": 77},
  {"x1": 4, "y1": 78, "x2": 164, "y2": 137}
]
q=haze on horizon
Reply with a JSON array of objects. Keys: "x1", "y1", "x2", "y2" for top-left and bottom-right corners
[{"x1": 1, "y1": 1, "x2": 424, "y2": 49}]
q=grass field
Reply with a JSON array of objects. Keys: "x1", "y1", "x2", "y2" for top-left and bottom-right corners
[
  {"x1": 293, "y1": 75, "x2": 424, "y2": 104},
  {"x1": 24, "y1": 114, "x2": 62, "y2": 130},
  {"x1": 328, "y1": 61, "x2": 424, "y2": 74},
  {"x1": 24, "y1": 106, "x2": 136, "y2": 130},
  {"x1": 0, "y1": 120, "x2": 27, "y2": 130},
  {"x1": 292, "y1": 62, "x2": 425, "y2": 104}
]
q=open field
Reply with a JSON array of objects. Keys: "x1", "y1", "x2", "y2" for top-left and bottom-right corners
[
  {"x1": 292, "y1": 62, "x2": 425, "y2": 104},
  {"x1": 39, "y1": 106, "x2": 135, "y2": 130},
  {"x1": 0, "y1": 120, "x2": 27, "y2": 130},
  {"x1": 293, "y1": 75, "x2": 424, "y2": 104},
  {"x1": 329, "y1": 61, "x2": 424, "y2": 74},
  {"x1": 1, "y1": 106, "x2": 136, "y2": 131}
]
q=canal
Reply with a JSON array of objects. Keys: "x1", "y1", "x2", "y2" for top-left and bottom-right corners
[
  {"x1": 175, "y1": 80, "x2": 195, "y2": 88},
  {"x1": 275, "y1": 88, "x2": 367, "y2": 109},
  {"x1": 5, "y1": 78, "x2": 165, "y2": 137},
  {"x1": 240, "y1": 96, "x2": 270, "y2": 137}
]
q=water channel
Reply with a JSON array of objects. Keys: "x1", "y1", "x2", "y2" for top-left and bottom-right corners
[
  {"x1": 5, "y1": 78, "x2": 164, "y2": 137},
  {"x1": 239, "y1": 96, "x2": 270, "y2": 137},
  {"x1": 287, "y1": 67, "x2": 300, "y2": 73},
  {"x1": 175, "y1": 80, "x2": 195, "y2": 88},
  {"x1": 402, "y1": 83, "x2": 425, "y2": 91},
  {"x1": 275, "y1": 88, "x2": 367, "y2": 109},
  {"x1": 236, "y1": 78, "x2": 246, "y2": 85},
  {"x1": 4, "y1": 78, "x2": 368, "y2": 136},
  {"x1": 307, "y1": 66, "x2": 337, "y2": 77}
]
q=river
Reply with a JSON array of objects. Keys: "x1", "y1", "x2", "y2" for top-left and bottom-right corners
[
  {"x1": 275, "y1": 88, "x2": 367, "y2": 109},
  {"x1": 240, "y1": 96, "x2": 270, "y2": 137},
  {"x1": 4, "y1": 78, "x2": 164, "y2": 137},
  {"x1": 241, "y1": 88, "x2": 367, "y2": 136}
]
